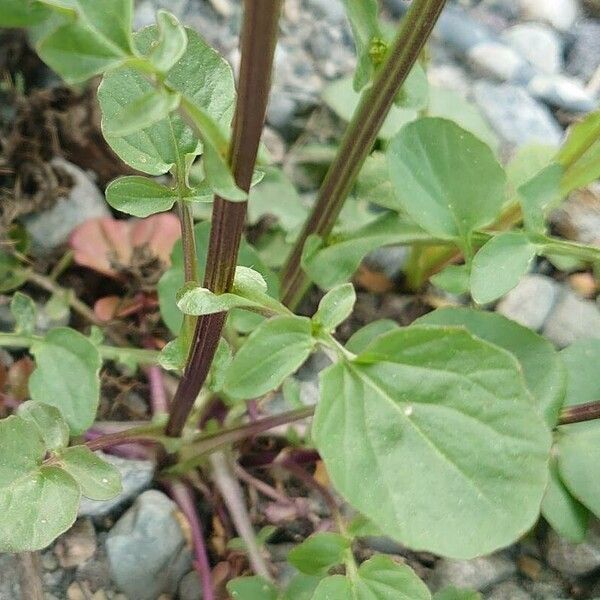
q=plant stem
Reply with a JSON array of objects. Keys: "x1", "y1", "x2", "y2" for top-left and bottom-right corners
[
  {"x1": 167, "y1": 481, "x2": 215, "y2": 600},
  {"x1": 84, "y1": 424, "x2": 167, "y2": 452},
  {"x1": 0, "y1": 332, "x2": 160, "y2": 365},
  {"x1": 279, "y1": 0, "x2": 448, "y2": 309},
  {"x1": 166, "y1": 0, "x2": 282, "y2": 437},
  {"x1": 559, "y1": 400, "x2": 600, "y2": 425},
  {"x1": 210, "y1": 451, "x2": 272, "y2": 580},
  {"x1": 167, "y1": 406, "x2": 314, "y2": 474},
  {"x1": 17, "y1": 552, "x2": 44, "y2": 600}
]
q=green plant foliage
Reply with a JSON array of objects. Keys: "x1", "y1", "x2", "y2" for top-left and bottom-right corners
[
  {"x1": 558, "y1": 110, "x2": 600, "y2": 194},
  {"x1": 302, "y1": 214, "x2": 432, "y2": 290},
  {"x1": 555, "y1": 340, "x2": 600, "y2": 520},
  {"x1": 226, "y1": 576, "x2": 278, "y2": 600},
  {"x1": 312, "y1": 555, "x2": 431, "y2": 600},
  {"x1": 98, "y1": 25, "x2": 234, "y2": 177},
  {"x1": 506, "y1": 144, "x2": 556, "y2": 192},
  {"x1": 470, "y1": 232, "x2": 537, "y2": 304},
  {"x1": 287, "y1": 532, "x2": 350, "y2": 575},
  {"x1": 314, "y1": 326, "x2": 551, "y2": 558},
  {"x1": 355, "y1": 152, "x2": 398, "y2": 211},
  {"x1": 18, "y1": 402, "x2": 69, "y2": 451},
  {"x1": 10, "y1": 291, "x2": 36, "y2": 334},
  {"x1": 541, "y1": 458, "x2": 589, "y2": 543},
  {"x1": 433, "y1": 587, "x2": 482, "y2": 600},
  {"x1": 59, "y1": 446, "x2": 122, "y2": 500},
  {"x1": 0, "y1": 0, "x2": 50, "y2": 27},
  {"x1": 223, "y1": 315, "x2": 315, "y2": 400},
  {"x1": 346, "y1": 320, "x2": 400, "y2": 355},
  {"x1": 386, "y1": 118, "x2": 506, "y2": 246},
  {"x1": 106, "y1": 176, "x2": 180, "y2": 217},
  {"x1": 415, "y1": 307, "x2": 566, "y2": 427},
  {"x1": 282, "y1": 575, "x2": 320, "y2": 600},
  {"x1": 341, "y1": 0, "x2": 382, "y2": 91},
  {"x1": 517, "y1": 163, "x2": 563, "y2": 233},
  {"x1": 323, "y1": 77, "x2": 417, "y2": 139},
  {"x1": 146, "y1": 10, "x2": 188, "y2": 73},
  {"x1": 29, "y1": 327, "x2": 102, "y2": 434},
  {"x1": 158, "y1": 222, "x2": 278, "y2": 334},
  {"x1": 0, "y1": 251, "x2": 28, "y2": 292},
  {"x1": 430, "y1": 264, "x2": 470, "y2": 295},
  {"x1": 0, "y1": 406, "x2": 120, "y2": 552},
  {"x1": 312, "y1": 284, "x2": 356, "y2": 333}
]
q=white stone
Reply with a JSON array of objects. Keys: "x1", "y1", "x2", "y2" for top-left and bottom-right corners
[
  {"x1": 502, "y1": 23, "x2": 563, "y2": 74},
  {"x1": 518, "y1": 0, "x2": 579, "y2": 32},
  {"x1": 467, "y1": 42, "x2": 527, "y2": 81}
]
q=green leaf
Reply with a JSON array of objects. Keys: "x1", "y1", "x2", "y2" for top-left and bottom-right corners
[
  {"x1": 283, "y1": 575, "x2": 321, "y2": 600},
  {"x1": 146, "y1": 10, "x2": 187, "y2": 73},
  {"x1": 558, "y1": 422, "x2": 600, "y2": 519},
  {"x1": 430, "y1": 264, "x2": 470, "y2": 295},
  {"x1": 541, "y1": 458, "x2": 589, "y2": 543},
  {"x1": 10, "y1": 291, "x2": 36, "y2": 335},
  {"x1": 560, "y1": 339, "x2": 600, "y2": 407},
  {"x1": 302, "y1": 213, "x2": 432, "y2": 290},
  {"x1": 159, "y1": 336, "x2": 187, "y2": 372},
  {"x1": 323, "y1": 77, "x2": 417, "y2": 140},
  {"x1": 428, "y1": 87, "x2": 498, "y2": 154},
  {"x1": 288, "y1": 532, "x2": 350, "y2": 576},
  {"x1": 311, "y1": 576, "x2": 352, "y2": 599},
  {"x1": 223, "y1": 316, "x2": 315, "y2": 400},
  {"x1": 506, "y1": 144, "x2": 556, "y2": 192},
  {"x1": 396, "y1": 62, "x2": 429, "y2": 111},
  {"x1": 517, "y1": 163, "x2": 563, "y2": 233},
  {"x1": 346, "y1": 320, "x2": 400, "y2": 355},
  {"x1": 433, "y1": 587, "x2": 482, "y2": 600},
  {"x1": 558, "y1": 110, "x2": 600, "y2": 194},
  {"x1": 0, "y1": 0, "x2": 50, "y2": 26},
  {"x1": 341, "y1": 0, "x2": 382, "y2": 91},
  {"x1": 105, "y1": 175, "x2": 178, "y2": 217},
  {"x1": 74, "y1": 0, "x2": 133, "y2": 54},
  {"x1": 59, "y1": 446, "x2": 122, "y2": 500},
  {"x1": 387, "y1": 118, "x2": 506, "y2": 243},
  {"x1": 30, "y1": 327, "x2": 102, "y2": 434},
  {"x1": 313, "y1": 284, "x2": 356, "y2": 333},
  {"x1": 103, "y1": 87, "x2": 181, "y2": 137},
  {"x1": 226, "y1": 576, "x2": 278, "y2": 600},
  {"x1": 555, "y1": 339, "x2": 600, "y2": 520},
  {"x1": 18, "y1": 401, "x2": 69, "y2": 452},
  {"x1": 247, "y1": 167, "x2": 307, "y2": 232},
  {"x1": 208, "y1": 338, "x2": 232, "y2": 394},
  {"x1": 158, "y1": 222, "x2": 279, "y2": 335},
  {"x1": 0, "y1": 415, "x2": 80, "y2": 552},
  {"x1": 470, "y1": 232, "x2": 537, "y2": 304},
  {"x1": 355, "y1": 152, "x2": 398, "y2": 211},
  {"x1": 98, "y1": 26, "x2": 234, "y2": 175},
  {"x1": 313, "y1": 556, "x2": 431, "y2": 600},
  {"x1": 0, "y1": 252, "x2": 28, "y2": 293},
  {"x1": 415, "y1": 307, "x2": 566, "y2": 427},
  {"x1": 176, "y1": 284, "x2": 259, "y2": 316},
  {"x1": 313, "y1": 326, "x2": 551, "y2": 558},
  {"x1": 37, "y1": 20, "x2": 126, "y2": 83}
]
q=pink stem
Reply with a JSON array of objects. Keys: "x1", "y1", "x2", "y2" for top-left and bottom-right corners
[
  {"x1": 167, "y1": 481, "x2": 215, "y2": 600},
  {"x1": 145, "y1": 364, "x2": 170, "y2": 414}
]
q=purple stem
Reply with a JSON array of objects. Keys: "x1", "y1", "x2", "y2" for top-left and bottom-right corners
[{"x1": 167, "y1": 481, "x2": 215, "y2": 600}]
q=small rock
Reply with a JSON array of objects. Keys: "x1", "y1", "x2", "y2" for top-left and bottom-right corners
[
  {"x1": 266, "y1": 93, "x2": 298, "y2": 133},
  {"x1": 487, "y1": 580, "x2": 533, "y2": 600},
  {"x1": 432, "y1": 4, "x2": 492, "y2": 54},
  {"x1": 0, "y1": 554, "x2": 21, "y2": 598},
  {"x1": 545, "y1": 521, "x2": 600, "y2": 576},
  {"x1": 473, "y1": 82, "x2": 562, "y2": 148},
  {"x1": 429, "y1": 553, "x2": 516, "y2": 592},
  {"x1": 178, "y1": 570, "x2": 203, "y2": 600},
  {"x1": 22, "y1": 159, "x2": 109, "y2": 255},
  {"x1": 552, "y1": 187, "x2": 600, "y2": 247},
  {"x1": 78, "y1": 452, "x2": 154, "y2": 518},
  {"x1": 542, "y1": 290, "x2": 600, "y2": 348},
  {"x1": 467, "y1": 42, "x2": 532, "y2": 81},
  {"x1": 497, "y1": 274, "x2": 561, "y2": 330},
  {"x1": 522, "y1": 568, "x2": 569, "y2": 600},
  {"x1": 502, "y1": 23, "x2": 563, "y2": 75},
  {"x1": 528, "y1": 74, "x2": 596, "y2": 114},
  {"x1": 364, "y1": 246, "x2": 410, "y2": 281},
  {"x1": 567, "y1": 20, "x2": 600, "y2": 82},
  {"x1": 55, "y1": 519, "x2": 97, "y2": 568},
  {"x1": 427, "y1": 63, "x2": 472, "y2": 96},
  {"x1": 568, "y1": 273, "x2": 597, "y2": 299},
  {"x1": 305, "y1": 0, "x2": 346, "y2": 21},
  {"x1": 517, "y1": 0, "x2": 578, "y2": 32},
  {"x1": 106, "y1": 490, "x2": 191, "y2": 600}
]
